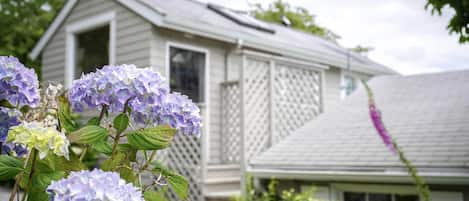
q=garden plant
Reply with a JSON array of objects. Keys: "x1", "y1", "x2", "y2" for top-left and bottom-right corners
[{"x1": 0, "y1": 56, "x2": 200, "y2": 201}]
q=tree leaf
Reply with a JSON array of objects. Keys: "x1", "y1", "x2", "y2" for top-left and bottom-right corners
[
  {"x1": 127, "y1": 126, "x2": 176, "y2": 150},
  {"x1": 113, "y1": 113, "x2": 129, "y2": 133},
  {"x1": 69, "y1": 125, "x2": 108, "y2": 144},
  {"x1": 58, "y1": 95, "x2": 79, "y2": 133},
  {"x1": 0, "y1": 155, "x2": 24, "y2": 181}
]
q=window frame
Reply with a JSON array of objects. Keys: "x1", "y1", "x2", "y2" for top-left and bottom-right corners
[
  {"x1": 332, "y1": 183, "x2": 419, "y2": 201},
  {"x1": 165, "y1": 41, "x2": 210, "y2": 162},
  {"x1": 65, "y1": 11, "x2": 116, "y2": 87}
]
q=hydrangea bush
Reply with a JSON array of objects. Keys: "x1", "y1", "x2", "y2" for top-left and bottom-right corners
[{"x1": 0, "y1": 56, "x2": 200, "y2": 201}]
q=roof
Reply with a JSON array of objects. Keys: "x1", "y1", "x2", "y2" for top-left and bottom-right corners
[
  {"x1": 30, "y1": 0, "x2": 396, "y2": 75},
  {"x1": 249, "y1": 70, "x2": 469, "y2": 184}
]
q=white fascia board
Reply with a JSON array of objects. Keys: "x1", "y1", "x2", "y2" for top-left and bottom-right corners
[
  {"x1": 29, "y1": 0, "x2": 78, "y2": 60},
  {"x1": 116, "y1": 0, "x2": 164, "y2": 25},
  {"x1": 249, "y1": 168, "x2": 469, "y2": 185}
]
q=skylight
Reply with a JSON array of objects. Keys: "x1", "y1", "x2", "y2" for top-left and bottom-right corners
[{"x1": 207, "y1": 4, "x2": 275, "y2": 34}]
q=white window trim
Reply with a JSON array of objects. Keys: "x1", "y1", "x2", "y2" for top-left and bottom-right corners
[
  {"x1": 165, "y1": 41, "x2": 211, "y2": 163},
  {"x1": 332, "y1": 183, "x2": 419, "y2": 201},
  {"x1": 65, "y1": 11, "x2": 116, "y2": 87}
]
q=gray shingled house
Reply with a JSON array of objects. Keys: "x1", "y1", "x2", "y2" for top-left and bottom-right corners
[
  {"x1": 250, "y1": 70, "x2": 469, "y2": 201},
  {"x1": 29, "y1": 0, "x2": 395, "y2": 200}
]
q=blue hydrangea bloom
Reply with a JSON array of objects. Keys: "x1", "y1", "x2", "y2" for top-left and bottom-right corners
[
  {"x1": 47, "y1": 169, "x2": 144, "y2": 201},
  {"x1": 159, "y1": 93, "x2": 202, "y2": 136},
  {"x1": 69, "y1": 65, "x2": 169, "y2": 124},
  {"x1": 0, "y1": 108, "x2": 27, "y2": 156},
  {"x1": 0, "y1": 56, "x2": 40, "y2": 108}
]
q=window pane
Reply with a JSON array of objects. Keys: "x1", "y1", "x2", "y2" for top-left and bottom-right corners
[
  {"x1": 170, "y1": 47, "x2": 205, "y2": 103},
  {"x1": 76, "y1": 25, "x2": 109, "y2": 77},
  {"x1": 344, "y1": 192, "x2": 365, "y2": 201},
  {"x1": 343, "y1": 75, "x2": 357, "y2": 96},
  {"x1": 395, "y1": 195, "x2": 419, "y2": 201},
  {"x1": 369, "y1": 193, "x2": 392, "y2": 201}
]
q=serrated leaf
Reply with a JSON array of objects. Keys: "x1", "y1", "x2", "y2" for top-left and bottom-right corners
[
  {"x1": 151, "y1": 161, "x2": 188, "y2": 200},
  {"x1": 144, "y1": 189, "x2": 168, "y2": 201},
  {"x1": 0, "y1": 155, "x2": 24, "y2": 181},
  {"x1": 127, "y1": 126, "x2": 176, "y2": 150},
  {"x1": 69, "y1": 125, "x2": 108, "y2": 144},
  {"x1": 113, "y1": 113, "x2": 129, "y2": 133},
  {"x1": 58, "y1": 95, "x2": 79, "y2": 132},
  {"x1": 86, "y1": 117, "x2": 100, "y2": 126},
  {"x1": 93, "y1": 141, "x2": 112, "y2": 155}
]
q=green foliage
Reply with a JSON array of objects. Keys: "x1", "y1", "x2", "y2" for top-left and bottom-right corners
[
  {"x1": 152, "y1": 161, "x2": 189, "y2": 200},
  {"x1": 113, "y1": 113, "x2": 129, "y2": 133},
  {"x1": 58, "y1": 95, "x2": 79, "y2": 133},
  {"x1": 127, "y1": 126, "x2": 176, "y2": 150},
  {"x1": 0, "y1": 155, "x2": 23, "y2": 181},
  {"x1": 426, "y1": 0, "x2": 469, "y2": 43},
  {"x1": 68, "y1": 125, "x2": 108, "y2": 144},
  {"x1": 0, "y1": 0, "x2": 64, "y2": 78},
  {"x1": 233, "y1": 176, "x2": 323, "y2": 201},
  {"x1": 252, "y1": 0, "x2": 339, "y2": 42}
]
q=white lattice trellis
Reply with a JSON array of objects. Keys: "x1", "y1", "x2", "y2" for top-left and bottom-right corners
[
  {"x1": 243, "y1": 57, "x2": 271, "y2": 160},
  {"x1": 272, "y1": 64, "x2": 322, "y2": 143},
  {"x1": 221, "y1": 81, "x2": 241, "y2": 163}
]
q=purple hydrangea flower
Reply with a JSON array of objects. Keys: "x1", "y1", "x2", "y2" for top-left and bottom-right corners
[
  {"x1": 0, "y1": 108, "x2": 27, "y2": 157},
  {"x1": 159, "y1": 93, "x2": 202, "y2": 136},
  {"x1": 69, "y1": 65, "x2": 169, "y2": 124},
  {"x1": 363, "y1": 82, "x2": 396, "y2": 153},
  {"x1": 47, "y1": 169, "x2": 144, "y2": 201},
  {"x1": 0, "y1": 56, "x2": 40, "y2": 108}
]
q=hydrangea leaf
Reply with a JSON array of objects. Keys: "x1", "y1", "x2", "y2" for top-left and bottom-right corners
[
  {"x1": 93, "y1": 141, "x2": 112, "y2": 155},
  {"x1": 57, "y1": 95, "x2": 79, "y2": 133},
  {"x1": 27, "y1": 171, "x2": 66, "y2": 201},
  {"x1": 69, "y1": 125, "x2": 108, "y2": 144},
  {"x1": 86, "y1": 117, "x2": 100, "y2": 126},
  {"x1": 151, "y1": 161, "x2": 188, "y2": 200},
  {"x1": 0, "y1": 155, "x2": 24, "y2": 181},
  {"x1": 113, "y1": 113, "x2": 129, "y2": 133},
  {"x1": 101, "y1": 152, "x2": 126, "y2": 171},
  {"x1": 127, "y1": 126, "x2": 176, "y2": 150},
  {"x1": 144, "y1": 189, "x2": 168, "y2": 201}
]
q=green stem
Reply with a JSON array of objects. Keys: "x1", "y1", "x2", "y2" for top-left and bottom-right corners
[
  {"x1": 138, "y1": 151, "x2": 156, "y2": 174},
  {"x1": 110, "y1": 134, "x2": 121, "y2": 159},
  {"x1": 22, "y1": 149, "x2": 38, "y2": 201},
  {"x1": 8, "y1": 175, "x2": 21, "y2": 201}
]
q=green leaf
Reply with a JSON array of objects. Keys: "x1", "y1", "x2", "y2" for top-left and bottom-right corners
[
  {"x1": 113, "y1": 113, "x2": 129, "y2": 133},
  {"x1": 0, "y1": 99, "x2": 14, "y2": 108},
  {"x1": 151, "y1": 161, "x2": 188, "y2": 200},
  {"x1": 0, "y1": 155, "x2": 24, "y2": 181},
  {"x1": 86, "y1": 117, "x2": 100, "y2": 126},
  {"x1": 69, "y1": 125, "x2": 108, "y2": 144},
  {"x1": 27, "y1": 171, "x2": 65, "y2": 201},
  {"x1": 58, "y1": 95, "x2": 79, "y2": 133},
  {"x1": 118, "y1": 165, "x2": 137, "y2": 184},
  {"x1": 93, "y1": 141, "x2": 112, "y2": 155},
  {"x1": 101, "y1": 152, "x2": 126, "y2": 171},
  {"x1": 127, "y1": 126, "x2": 176, "y2": 150},
  {"x1": 144, "y1": 189, "x2": 168, "y2": 201}
]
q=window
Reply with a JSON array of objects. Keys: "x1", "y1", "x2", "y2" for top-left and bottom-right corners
[
  {"x1": 342, "y1": 75, "x2": 357, "y2": 97},
  {"x1": 343, "y1": 192, "x2": 419, "y2": 201},
  {"x1": 75, "y1": 25, "x2": 109, "y2": 77},
  {"x1": 169, "y1": 46, "x2": 206, "y2": 103}
]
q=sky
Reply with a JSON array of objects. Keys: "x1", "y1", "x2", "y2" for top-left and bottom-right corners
[{"x1": 201, "y1": 0, "x2": 469, "y2": 75}]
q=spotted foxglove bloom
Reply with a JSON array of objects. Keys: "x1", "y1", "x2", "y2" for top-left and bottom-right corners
[
  {"x1": 47, "y1": 169, "x2": 144, "y2": 201},
  {"x1": 0, "y1": 56, "x2": 40, "y2": 107},
  {"x1": 7, "y1": 122, "x2": 69, "y2": 159},
  {"x1": 69, "y1": 65, "x2": 168, "y2": 125},
  {"x1": 362, "y1": 81, "x2": 396, "y2": 153},
  {"x1": 0, "y1": 108, "x2": 27, "y2": 156},
  {"x1": 159, "y1": 92, "x2": 202, "y2": 136}
]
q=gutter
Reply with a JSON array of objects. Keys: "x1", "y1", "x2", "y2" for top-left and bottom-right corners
[{"x1": 248, "y1": 168, "x2": 469, "y2": 185}]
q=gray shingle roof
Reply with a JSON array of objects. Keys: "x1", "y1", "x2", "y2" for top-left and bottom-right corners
[
  {"x1": 250, "y1": 70, "x2": 469, "y2": 175},
  {"x1": 139, "y1": 0, "x2": 395, "y2": 75}
]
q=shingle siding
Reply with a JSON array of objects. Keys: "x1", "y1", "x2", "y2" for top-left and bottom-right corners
[{"x1": 41, "y1": 0, "x2": 152, "y2": 82}]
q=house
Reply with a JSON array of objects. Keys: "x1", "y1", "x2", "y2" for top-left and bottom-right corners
[
  {"x1": 249, "y1": 70, "x2": 469, "y2": 201},
  {"x1": 29, "y1": 0, "x2": 395, "y2": 200}
]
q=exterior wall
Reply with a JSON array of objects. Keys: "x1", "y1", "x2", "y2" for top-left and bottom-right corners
[
  {"x1": 41, "y1": 0, "x2": 153, "y2": 82},
  {"x1": 150, "y1": 27, "x2": 232, "y2": 164},
  {"x1": 323, "y1": 66, "x2": 372, "y2": 112}
]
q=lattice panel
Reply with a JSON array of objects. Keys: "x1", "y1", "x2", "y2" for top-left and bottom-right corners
[
  {"x1": 272, "y1": 64, "x2": 321, "y2": 144},
  {"x1": 244, "y1": 57, "x2": 271, "y2": 160},
  {"x1": 221, "y1": 81, "x2": 241, "y2": 163},
  {"x1": 164, "y1": 133, "x2": 203, "y2": 201}
]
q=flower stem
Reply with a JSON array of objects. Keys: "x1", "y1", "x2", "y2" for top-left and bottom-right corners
[
  {"x1": 22, "y1": 149, "x2": 38, "y2": 201},
  {"x1": 138, "y1": 151, "x2": 156, "y2": 174},
  {"x1": 8, "y1": 175, "x2": 21, "y2": 201}
]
